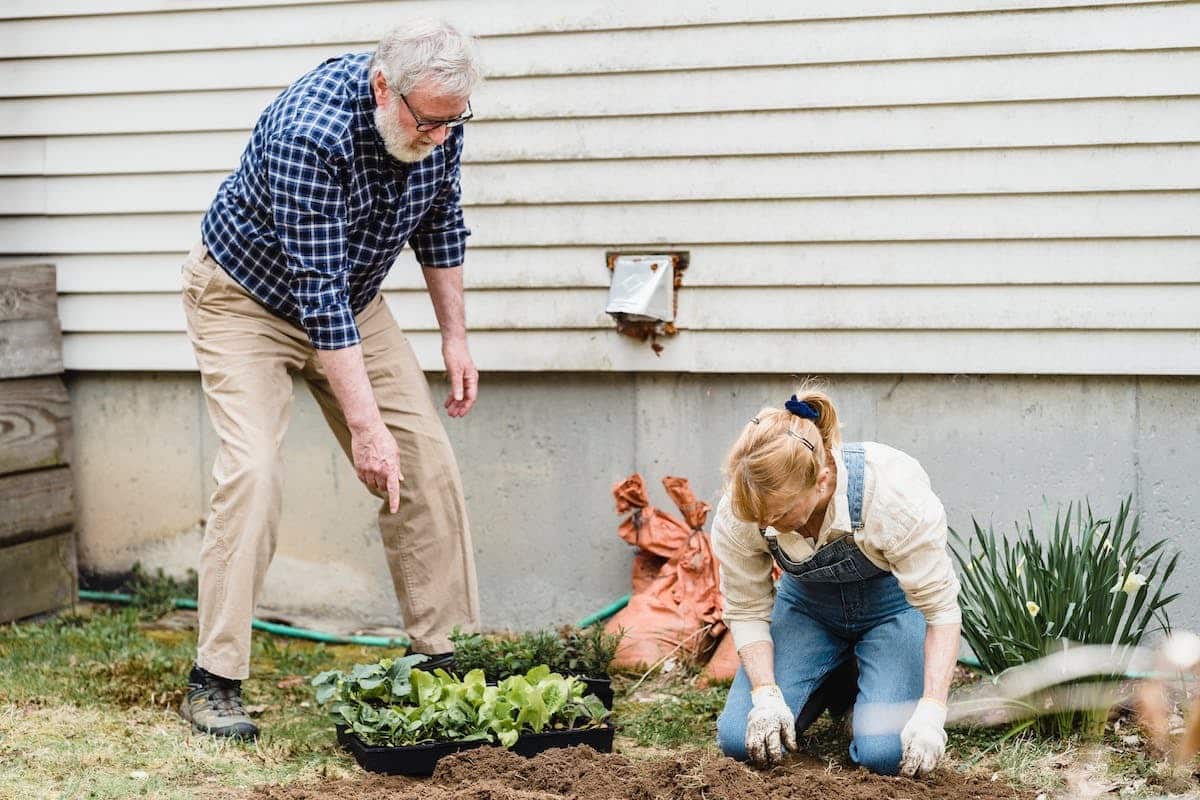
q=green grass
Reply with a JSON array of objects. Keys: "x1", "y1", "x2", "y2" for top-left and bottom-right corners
[{"x1": 0, "y1": 604, "x2": 401, "y2": 799}]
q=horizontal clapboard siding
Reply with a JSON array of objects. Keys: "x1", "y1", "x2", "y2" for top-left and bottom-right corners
[
  {"x1": 7, "y1": 50, "x2": 1200, "y2": 136},
  {"x1": 5, "y1": 146, "x2": 1200, "y2": 213},
  {"x1": 2, "y1": 240, "x2": 1195, "y2": 291},
  {"x1": 2, "y1": 1, "x2": 1198, "y2": 374},
  {"x1": 4, "y1": 99, "x2": 1200, "y2": 175},
  {"x1": 7, "y1": 4, "x2": 1200, "y2": 96},
  {"x1": 62, "y1": 331, "x2": 1200, "y2": 374},
  {"x1": 0, "y1": 1, "x2": 1183, "y2": 52},
  {"x1": 54, "y1": 286, "x2": 1200, "y2": 331},
  {"x1": 3, "y1": 194, "x2": 1196, "y2": 252}
]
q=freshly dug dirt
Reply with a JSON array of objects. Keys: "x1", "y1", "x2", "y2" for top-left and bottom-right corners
[{"x1": 245, "y1": 746, "x2": 1035, "y2": 800}]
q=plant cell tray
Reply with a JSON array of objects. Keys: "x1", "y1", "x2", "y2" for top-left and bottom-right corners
[
  {"x1": 337, "y1": 723, "x2": 615, "y2": 776},
  {"x1": 577, "y1": 675, "x2": 614, "y2": 710}
]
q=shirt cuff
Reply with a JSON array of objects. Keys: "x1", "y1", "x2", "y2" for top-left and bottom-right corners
[
  {"x1": 729, "y1": 619, "x2": 772, "y2": 652},
  {"x1": 922, "y1": 606, "x2": 962, "y2": 626},
  {"x1": 299, "y1": 302, "x2": 362, "y2": 350},
  {"x1": 410, "y1": 229, "x2": 468, "y2": 268}
]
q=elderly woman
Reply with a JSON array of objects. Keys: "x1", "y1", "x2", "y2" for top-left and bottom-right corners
[{"x1": 712, "y1": 388, "x2": 961, "y2": 777}]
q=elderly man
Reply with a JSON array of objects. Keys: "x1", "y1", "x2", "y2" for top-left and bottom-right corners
[{"x1": 178, "y1": 19, "x2": 483, "y2": 739}]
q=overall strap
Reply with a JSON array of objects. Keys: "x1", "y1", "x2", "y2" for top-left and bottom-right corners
[{"x1": 842, "y1": 443, "x2": 866, "y2": 532}]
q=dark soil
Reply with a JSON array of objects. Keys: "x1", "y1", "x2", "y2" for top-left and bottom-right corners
[{"x1": 245, "y1": 745, "x2": 1036, "y2": 800}]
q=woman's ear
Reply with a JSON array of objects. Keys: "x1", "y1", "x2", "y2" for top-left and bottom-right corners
[{"x1": 818, "y1": 465, "x2": 835, "y2": 494}]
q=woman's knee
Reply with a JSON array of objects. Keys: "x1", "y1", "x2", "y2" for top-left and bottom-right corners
[{"x1": 850, "y1": 734, "x2": 902, "y2": 776}]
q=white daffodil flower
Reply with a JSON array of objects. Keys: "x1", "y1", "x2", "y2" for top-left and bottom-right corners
[
  {"x1": 1113, "y1": 572, "x2": 1147, "y2": 596},
  {"x1": 1026, "y1": 601, "x2": 1040, "y2": 618}
]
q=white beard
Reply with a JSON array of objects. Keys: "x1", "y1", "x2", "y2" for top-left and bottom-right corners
[{"x1": 374, "y1": 99, "x2": 437, "y2": 163}]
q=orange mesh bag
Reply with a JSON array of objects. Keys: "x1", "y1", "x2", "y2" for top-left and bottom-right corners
[
  {"x1": 613, "y1": 474, "x2": 679, "y2": 594},
  {"x1": 605, "y1": 474, "x2": 725, "y2": 670}
]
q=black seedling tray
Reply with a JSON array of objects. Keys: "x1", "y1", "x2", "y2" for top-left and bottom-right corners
[
  {"x1": 337, "y1": 723, "x2": 615, "y2": 776},
  {"x1": 577, "y1": 675, "x2": 614, "y2": 710}
]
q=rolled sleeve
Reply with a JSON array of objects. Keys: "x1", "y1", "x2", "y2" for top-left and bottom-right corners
[
  {"x1": 409, "y1": 126, "x2": 470, "y2": 268},
  {"x1": 265, "y1": 135, "x2": 359, "y2": 350},
  {"x1": 712, "y1": 495, "x2": 777, "y2": 650},
  {"x1": 883, "y1": 494, "x2": 962, "y2": 625}
]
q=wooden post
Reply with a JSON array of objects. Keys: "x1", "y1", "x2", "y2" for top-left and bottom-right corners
[{"x1": 0, "y1": 262, "x2": 75, "y2": 623}]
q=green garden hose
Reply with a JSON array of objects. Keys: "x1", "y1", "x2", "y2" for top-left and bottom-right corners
[
  {"x1": 77, "y1": 589, "x2": 409, "y2": 648},
  {"x1": 576, "y1": 594, "x2": 630, "y2": 629}
]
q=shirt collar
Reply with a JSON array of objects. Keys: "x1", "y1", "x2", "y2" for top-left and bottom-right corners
[{"x1": 815, "y1": 446, "x2": 851, "y2": 544}]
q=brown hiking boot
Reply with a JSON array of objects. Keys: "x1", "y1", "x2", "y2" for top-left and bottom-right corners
[{"x1": 180, "y1": 665, "x2": 259, "y2": 740}]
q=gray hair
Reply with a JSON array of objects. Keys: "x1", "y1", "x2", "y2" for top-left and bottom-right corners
[{"x1": 369, "y1": 18, "x2": 482, "y2": 97}]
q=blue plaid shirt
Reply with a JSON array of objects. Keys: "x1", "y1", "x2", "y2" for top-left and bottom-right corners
[{"x1": 201, "y1": 52, "x2": 470, "y2": 350}]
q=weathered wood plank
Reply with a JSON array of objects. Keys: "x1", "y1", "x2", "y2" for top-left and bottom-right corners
[
  {"x1": 0, "y1": 262, "x2": 56, "y2": 322},
  {"x1": 0, "y1": 376, "x2": 71, "y2": 475},
  {"x1": 0, "y1": 466, "x2": 74, "y2": 547},
  {"x1": 0, "y1": 531, "x2": 76, "y2": 623},
  {"x1": 0, "y1": 317, "x2": 63, "y2": 379}
]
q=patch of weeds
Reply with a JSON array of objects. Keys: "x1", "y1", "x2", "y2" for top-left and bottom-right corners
[
  {"x1": 614, "y1": 671, "x2": 728, "y2": 749},
  {"x1": 126, "y1": 562, "x2": 198, "y2": 620},
  {"x1": 0, "y1": 607, "x2": 176, "y2": 707},
  {"x1": 947, "y1": 723, "x2": 1059, "y2": 788},
  {"x1": 991, "y1": 730, "x2": 1065, "y2": 793},
  {"x1": 93, "y1": 649, "x2": 193, "y2": 709},
  {"x1": 1101, "y1": 724, "x2": 1197, "y2": 798}
]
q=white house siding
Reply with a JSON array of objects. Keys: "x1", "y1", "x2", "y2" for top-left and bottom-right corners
[{"x1": 1, "y1": 0, "x2": 1198, "y2": 375}]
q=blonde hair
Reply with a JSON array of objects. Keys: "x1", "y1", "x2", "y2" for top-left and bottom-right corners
[{"x1": 724, "y1": 386, "x2": 842, "y2": 526}]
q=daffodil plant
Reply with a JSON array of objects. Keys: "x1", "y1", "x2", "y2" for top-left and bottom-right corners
[
  {"x1": 951, "y1": 496, "x2": 1179, "y2": 736},
  {"x1": 312, "y1": 655, "x2": 609, "y2": 748}
]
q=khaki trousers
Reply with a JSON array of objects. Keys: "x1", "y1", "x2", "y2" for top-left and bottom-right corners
[{"x1": 181, "y1": 242, "x2": 480, "y2": 679}]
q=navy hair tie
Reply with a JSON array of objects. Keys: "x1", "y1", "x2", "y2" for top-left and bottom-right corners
[{"x1": 785, "y1": 395, "x2": 820, "y2": 421}]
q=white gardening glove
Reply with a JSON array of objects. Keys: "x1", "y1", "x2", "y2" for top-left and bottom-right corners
[
  {"x1": 899, "y1": 697, "x2": 948, "y2": 777},
  {"x1": 746, "y1": 684, "x2": 797, "y2": 766}
]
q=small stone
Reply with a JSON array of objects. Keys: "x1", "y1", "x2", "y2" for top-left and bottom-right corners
[
  {"x1": 129, "y1": 771, "x2": 149, "y2": 781},
  {"x1": 1121, "y1": 734, "x2": 1141, "y2": 745}
]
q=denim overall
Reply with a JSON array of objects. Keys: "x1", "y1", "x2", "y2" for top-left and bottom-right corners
[{"x1": 715, "y1": 444, "x2": 926, "y2": 775}]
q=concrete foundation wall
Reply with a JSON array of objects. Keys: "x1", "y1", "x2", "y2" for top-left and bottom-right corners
[{"x1": 67, "y1": 373, "x2": 1200, "y2": 635}]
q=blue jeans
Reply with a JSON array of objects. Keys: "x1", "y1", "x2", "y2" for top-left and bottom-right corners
[{"x1": 716, "y1": 572, "x2": 926, "y2": 775}]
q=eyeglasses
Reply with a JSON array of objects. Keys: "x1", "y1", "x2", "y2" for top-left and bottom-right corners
[{"x1": 398, "y1": 92, "x2": 473, "y2": 132}]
